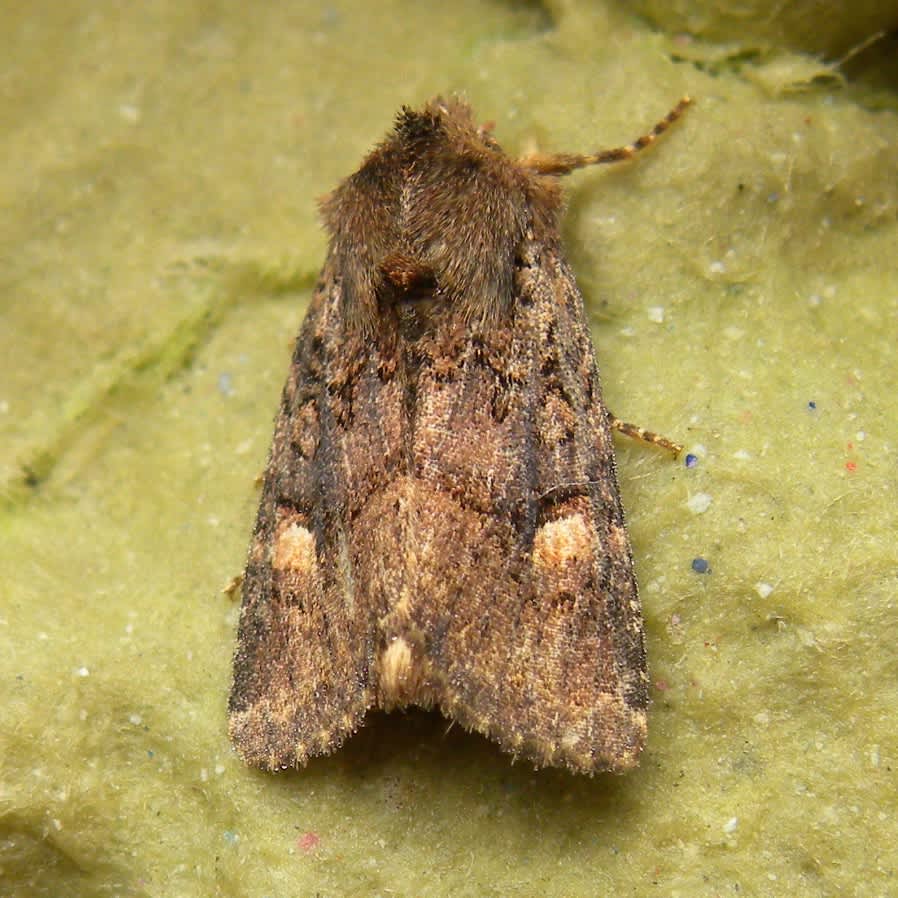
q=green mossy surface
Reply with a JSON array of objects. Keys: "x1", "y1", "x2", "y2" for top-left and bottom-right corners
[{"x1": 2, "y1": 2, "x2": 896, "y2": 896}]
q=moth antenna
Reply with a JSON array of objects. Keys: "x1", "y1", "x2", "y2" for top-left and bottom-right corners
[
  {"x1": 608, "y1": 414, "x2": 683, "y2": 457},
  {"x1": 519, "y1": 96, "x2": 692, "y2": 176}
]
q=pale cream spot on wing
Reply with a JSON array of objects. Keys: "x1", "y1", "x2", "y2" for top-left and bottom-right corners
[
  {"x1": 272, "y1": 521, "x2": 316, "y2": 573},
  {"x1": 532, "y1": 513, "x2": 594, "y2": 569},
  {"x1": 379, "y1": 636, "x2": 414, "y2": 700}
]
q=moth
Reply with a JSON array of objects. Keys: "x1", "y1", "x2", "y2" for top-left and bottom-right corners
[{"x1": 229, "y1": 96, "x2": 689, "y2": 774}]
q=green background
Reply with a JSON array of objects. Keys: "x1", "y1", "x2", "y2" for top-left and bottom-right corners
[{"x1": 2, "y1": 1, "x2": 897, "y2": 895}]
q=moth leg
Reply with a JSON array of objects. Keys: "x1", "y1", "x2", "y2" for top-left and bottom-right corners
[
  {"x1": 222, "y1": 572, "x2": 244, "y2": 599},
  {"x1": 609, "y1": 413, "x2": 682, "y2": 457},
  {"x1": 518, "y1": 96, "x2": 692, "y2": 176}
]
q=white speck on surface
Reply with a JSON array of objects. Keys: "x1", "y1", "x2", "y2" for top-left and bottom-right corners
[
  {"x1": 129, "y1": 713, "x2": 143, "y2": 726},
  {"x1": 733, "y1": 449, "x2": 752, "y2": 461},
  {"x1": 755, "y1": 582, "x2": 774, "y2": 599},
  {"x1": 218, "y1": 372, "x2": 234, "y2": 396},
  {"x1": 723, "y1": 817, "x2": 739, "y2": 834},
  {"x1": 686, "y1": 492, "x2": 712, "y2": 514},
  {"x1": 76, "y1": 666, "x2": 90, "y2": 677},
  {"x1": 709, "y1": 260, "x2": 726, "y2": 274},
  {"x1": 647, "y1": 305, "x2": 665, "y2": 323},
  {"x1": 856, "y1": 430, "x2": 866, "y2": 441},
  {"x1": 119, "y1": 103, "x2": 141, "y2": 123}
]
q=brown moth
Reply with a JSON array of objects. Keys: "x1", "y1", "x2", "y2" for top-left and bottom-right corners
[{"x1": 229, "y1": 96, "x2": 689, "y2": 774}]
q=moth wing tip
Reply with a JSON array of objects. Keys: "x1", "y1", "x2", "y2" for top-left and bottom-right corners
[{"x1": 228, "y1": 701, "x2": 368, "y2": 771}]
